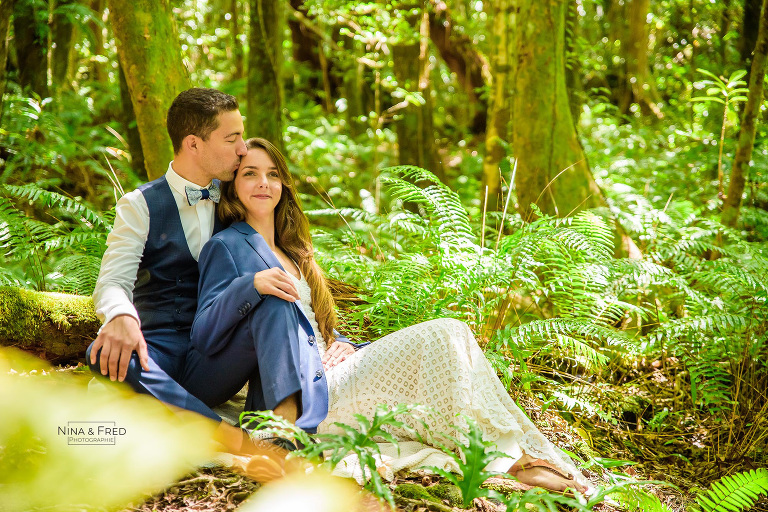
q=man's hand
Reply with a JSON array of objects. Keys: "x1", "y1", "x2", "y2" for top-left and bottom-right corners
[
  {"x1": 322, "y1": 341, "x2": 355, "y2": 370},
  {"x1": 90, "y1": 314, "x2": 150, "y2": 382},
  {"x1": 253, "y1": 268, "x2": 300, "y2": 302}
]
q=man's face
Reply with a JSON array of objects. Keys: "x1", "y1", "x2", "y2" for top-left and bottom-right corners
[{"x1": 198, "y1": 110, "x2": 246, "y2": 182}]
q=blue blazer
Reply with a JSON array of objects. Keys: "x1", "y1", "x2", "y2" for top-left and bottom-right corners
[
  {"x1": 190, "y1": 221, "x2": 367, "y2": 429},
  {"x1": 191, "y1": 221, "x2": 361, "y2": 355}
]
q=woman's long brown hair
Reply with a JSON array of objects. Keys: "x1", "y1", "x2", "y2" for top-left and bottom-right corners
[{"x1": 218, "y1": 137, "x2": 338, "y2": 343}]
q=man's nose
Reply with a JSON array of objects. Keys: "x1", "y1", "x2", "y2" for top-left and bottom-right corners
[{"x1": 236, "y1": 139, "x2": 247, "y2": 156}]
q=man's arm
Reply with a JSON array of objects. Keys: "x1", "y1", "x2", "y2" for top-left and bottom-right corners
[{"x1": 90, "y1": 190, "x2": 151, "y2": 381}]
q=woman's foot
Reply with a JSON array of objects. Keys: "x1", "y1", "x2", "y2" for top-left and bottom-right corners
[{"x1": 507, "y1": 454, "x2": 587, "y2": 495}]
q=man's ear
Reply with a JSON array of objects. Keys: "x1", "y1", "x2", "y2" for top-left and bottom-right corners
[{"x1": 182, "y1": 134, "x2": 199, "y2": 154}]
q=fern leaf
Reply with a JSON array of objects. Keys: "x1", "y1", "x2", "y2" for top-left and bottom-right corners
[{"x1": 696, "y1": 469, "x2": 768, "y2": 512}]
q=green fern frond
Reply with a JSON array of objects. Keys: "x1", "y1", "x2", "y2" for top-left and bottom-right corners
[
  {"x1": 696, "y1": 468, "x2": 768, "y2": 512},
  {"x1": 48, "y1": 255, "x2": 103, "y2": 295},
  {"x1": 512, "y1": 318, "x2": 635, "y2": 351},
  {"x1": 2, "y1": 184, "x2": 108, "y2": 228},
  {"x1": 650, "y1": 314, "x2": 748, "y2": 342}
]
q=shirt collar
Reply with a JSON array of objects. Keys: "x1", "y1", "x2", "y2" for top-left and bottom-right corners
[{"x1": 166, "y1": 162, "x2": 213, "y2": 197}]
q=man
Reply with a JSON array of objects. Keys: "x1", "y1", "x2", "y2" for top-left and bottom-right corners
[{"x1": 87, "y1": 87, "x2": 270, "y2": 462}]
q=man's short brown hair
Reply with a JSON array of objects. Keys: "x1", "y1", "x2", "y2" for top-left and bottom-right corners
[{"x1": 166, "y1": 88, "x2": 239, "y2": 153}]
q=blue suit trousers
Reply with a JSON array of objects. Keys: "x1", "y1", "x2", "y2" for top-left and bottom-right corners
[
  {"x1": 86, "y1": 331, "x2": 221, "y2": 422},
  {"x1": 181, "y1": 295, "x2": 325, "y2": 433}
]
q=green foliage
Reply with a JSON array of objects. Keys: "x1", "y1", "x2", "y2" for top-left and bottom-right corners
[
  {"x1": 694, "y1": 469, "x2": 768, "y2": 512},
  {"x1": 0, "y1": 349, "x2": 215, "y2": 512},
  {"x1": 245, "y1": 404, "x2": 428, "y2": 510},
  {"x1": 425, "y1": 416, "x2": 505, "y2": 508},
  {"x1": 0, "y1": 183, "x2": 112, "y2": 294}
]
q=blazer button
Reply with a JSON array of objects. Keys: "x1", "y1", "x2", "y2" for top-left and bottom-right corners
[
  {"x1": 244, "y1": 302, "x2": 251, "y2": 309},
  {"x1": 308, "y1": 335, "x2": 315, "y2": 345},
  {"x1": 175, "y1": 308, "x2": 181, "y2": 314},
  {"x1": 315, "y1": 370, "x2": 323, "y2": 379}
]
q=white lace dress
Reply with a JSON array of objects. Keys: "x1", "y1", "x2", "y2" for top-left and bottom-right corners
[{"x1": 290, "y1": 273, "x2": 584, "y2": 484}]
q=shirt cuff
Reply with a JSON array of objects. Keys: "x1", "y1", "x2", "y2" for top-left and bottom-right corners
[{"x1": 98, "y1": 305, "x2": 141, "y2": 334}]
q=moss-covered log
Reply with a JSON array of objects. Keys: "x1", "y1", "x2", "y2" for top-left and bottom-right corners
[
  {"x1": 0, "y1": 287, "x2": 100, "y2": 363},
  {"x1": 0, "y1": 280, "x2": 367, "y2": 364}
]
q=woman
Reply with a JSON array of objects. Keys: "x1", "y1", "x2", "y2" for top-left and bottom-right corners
[{"x1": 185, "y1": 138, "x2": 588, "y2": 493}]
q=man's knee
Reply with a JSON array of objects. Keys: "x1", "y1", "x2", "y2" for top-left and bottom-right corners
[{"x1": 86, "y1": 343, "x2": 142, "y2": 381}]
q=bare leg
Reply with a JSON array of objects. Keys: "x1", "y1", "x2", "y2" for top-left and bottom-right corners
[{"x1": 273, "y1": 392, "x2": 299, "y2": 424}]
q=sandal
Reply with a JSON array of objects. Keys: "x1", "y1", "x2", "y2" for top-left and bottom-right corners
[{"x1": 507, "y1": 458, "x2": 586, "y2": 496}]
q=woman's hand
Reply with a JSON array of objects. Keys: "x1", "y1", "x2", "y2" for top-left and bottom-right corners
[
  {"x1": 253, "y1": 267, "x2": 300, "y2": 302},
  {"x1": 322, "y1": 341, "x2": 355, "y2": 370}
]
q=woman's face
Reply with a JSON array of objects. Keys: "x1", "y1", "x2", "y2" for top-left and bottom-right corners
[{"x1": 235, "y1": 147, "x2": 283, "y2": 225}]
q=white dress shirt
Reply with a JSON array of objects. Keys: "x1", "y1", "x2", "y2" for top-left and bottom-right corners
[{"x1": 92, "y1": 163, "x2": 218, "y2": 329}]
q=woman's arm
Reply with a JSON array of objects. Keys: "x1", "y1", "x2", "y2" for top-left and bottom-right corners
[{"x1": 192, "y1": 237, "x2": 263, "y2": 355}]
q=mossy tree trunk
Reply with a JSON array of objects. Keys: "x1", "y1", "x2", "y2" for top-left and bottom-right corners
[
  {"x1": 87, "y1": 0, "x2": 106, "y2": 83},
  {"x1": 741, "y1": 0, "x2": 762, "y2": 74},
  {"x1": 247, "y1": 0, "x2": 284, "y2": 152},
  {"x1": 512, "y1": 0, "x2": 604, "y2": 220},
  {"x1": 13, "y1": 0, "x2": 49, "y2": 98},
  {"x1": 118, "y1": 60, "x2": 146, "y2": 180},
  {"x1": 229, "y1": 0, "x2": 244, "y2": 80},
  {"x1": 392, "y1": 4, "x2": 441, "y2": 178},
  {"x1": 51, "y1": 0, "x2": 75, "y2": 88},
  {"x1": 0, "y1": 287, "x2": 100, "y2": 363},
  {"x1": 481, "y1": 0, "x2": 513, "y2": 213},
  {"x1": 342, "y1": 37, "x2": 368, "y2": 137},
  {"x1": 429, "y1": 3, "x2": 489, "y2": 134},
  {"x1": 620, "y1": 0, "x2": 663, "y2": 118},
  {"x1": 723, "y1": 0, "x2": 768, "y2": 227},
  {"x1": 0, "y1": 0, "x2": 12, "y2": 114},
  {"x1": 107, "y1": 0, "x2": 190, "y2": 181}
]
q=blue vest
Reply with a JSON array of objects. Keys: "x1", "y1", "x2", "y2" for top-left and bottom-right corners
[{"x1": 133, "y1": 176, "x2": 222, "y2": 338}]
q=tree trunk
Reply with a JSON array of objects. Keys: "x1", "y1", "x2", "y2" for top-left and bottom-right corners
[
  {"x1": 482, "y1": 0, "x2": 512, "y2": 213},
  {"x1": 88, "y1": 0, "x2": 106, "y2": 84},
  {"x1": 107, "y1": 0, "x2": 190, "y2": 181},
  {"x1": 13, "y1": 0, "x2": 49, "y2": 97},
  {"x1": 342, "y1": 36, "x2": 368, "y2": 137},
  {"x1": 565, "y1": 0, "x2": 583, "y2": 123},
  {"x1": 428, "y1": 2, "x2": 489, "y2": 134},
  {"x1": 247, "y1": 0, "x2": 284, "y2": 152},
  {"x1": 118, "y1": 60, "x2": 146, "y2": 180},
  {"x1": 51, "y1": 0, "x2": 75, "y2": 88},
  {"x1": 229, "y1": 0, "x2": 244, "y2": 80},
  {"x1": 0, "y1": 0, "x2": 13, "y2": 111},
  {"x1": 512, "y1": 0, "x2": 604, "y2": 219},
  {"x1": 392, "y1": 5, "x2": 441, "y2": 177},
  {"x1": 621, "y1": 0, "x2": 663, "y2": 118},
  {"x1": 741, "y1": 0, "x2": 762, "y2": 72},
  {"x1": 723, "y1": 0, "x2": 768, "y2": 227}
]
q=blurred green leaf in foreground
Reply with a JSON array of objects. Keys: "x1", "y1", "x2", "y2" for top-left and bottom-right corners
[{"x1": 0, "y1": 348, "x2": 217, "y2": 512}]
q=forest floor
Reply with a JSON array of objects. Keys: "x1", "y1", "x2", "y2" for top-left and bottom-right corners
[{"x1": 52, "y1": 362, "x2": 766, "y2": 512}]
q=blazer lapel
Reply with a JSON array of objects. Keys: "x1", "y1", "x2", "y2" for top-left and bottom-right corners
[{"x1": 230, "y1": 221, "x2": 314, "y2": 332}]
